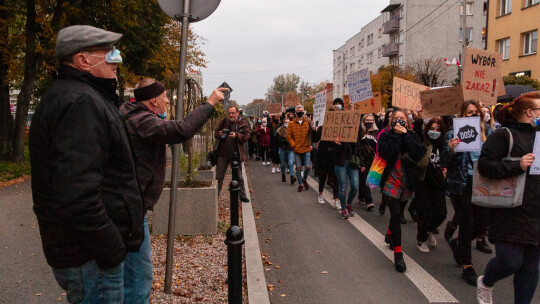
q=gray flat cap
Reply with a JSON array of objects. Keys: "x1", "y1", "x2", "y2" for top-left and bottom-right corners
[{"x1": 55, "y1": 25, "x2": 122, "y2": 58}]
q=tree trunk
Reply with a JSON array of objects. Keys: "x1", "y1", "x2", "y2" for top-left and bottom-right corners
[
  {"x1": 11, "y1": 0, "x2": 38, "y2": 163},
  {"x1": 0, "y1": 0, "x2": 13, "y2": 160}
]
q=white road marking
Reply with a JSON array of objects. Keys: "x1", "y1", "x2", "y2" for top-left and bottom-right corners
[{"x1": 306, "y1": 176, "x2": 459, "y2": 303}]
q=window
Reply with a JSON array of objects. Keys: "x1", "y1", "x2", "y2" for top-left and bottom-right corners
[
  {"x1": 460, "y1": 28, "x2": 473, "y2": 42},
  {"x1": 500, "y1": 0, "x2": 512, "y2": 15},
  {"x1": 460, "y1": 2, "x2": 474, "y2": 15},
  {"x1": 482, "y1": 27, "x2": 487, "y2": 42},
  {"x1": 360, "y1": 56, "x2": 364, "y2": 65},
  {"x1": 367, "y1": 52, "x2": 373, "y2": 64},
  {"x1": 378, "y1": 48, "x2": 382, "y2": 58},
  {"x1": 350, "y1": 63, "x2": 355, "y2": 71},
  {"x1": 524, "y1": 0, "x2": 539, "y2": 8},
  {"x1": 360, "y1": 39, "x2": 364, "y2": 48},
  {"x1": 498, "y1": 38, "x2": 510, "y2": 59},
  {"x1": 378, "y1": 28, "x2": 382, "y2": 38},
  {"x1": 358, "y1": 60, "x2": 362, "y2": 67},
  {"x1": 351, "y1": 46, "x2": 355, "y2": 56},
  {"x1": 367, "y1": 34, "x2": 374, "y2": 45},
  {"x1": 523, "y1": 30, "x2": 538, "y2": 55},
  {"x1": 398, "y1": 56, "x2": 403, "y2": 65}
]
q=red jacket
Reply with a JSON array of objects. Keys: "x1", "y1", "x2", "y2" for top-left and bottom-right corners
[{"x1": 257, "y1": 126, "x2": 271, "y2": 147}]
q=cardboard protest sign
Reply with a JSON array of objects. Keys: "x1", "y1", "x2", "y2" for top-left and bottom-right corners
[
  {"x1": 285, "y1": 93, "x2": 300, "y2": 107},
  {"x1": 313, "y1": 91, "x2": 327, "y2": 127},
  {"x1": 453, "y1": 117, "x2": 482, "y2": 152},
  {"x1": 531, "y1": 132, "x2": 540, "y2": 175},
  {"x1": 462, "y1": 47, "x2": 504, "y2": 105},
  {"x1": 420, "y1": 86, "x2": 464, "y2": 118},
  {"x1": 392, "y1": 77, "x2": 429, "y2": 111},
  {"x1": 321, "y1": 110, "x2": 362, "y2": 143},
  {"x1": 267, "y1": 103, "x2": 281, "y2": 115},
  {"x1": 353, "y1": 92, "x2": 382, "y2": 114},
  {"x1": 347, "y1": 68, "x2": 373, "y2": 102}
]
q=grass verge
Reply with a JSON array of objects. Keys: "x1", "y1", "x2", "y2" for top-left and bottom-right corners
[{"x1": 0, "y1": 145, "x2": 31, "y2": 183}]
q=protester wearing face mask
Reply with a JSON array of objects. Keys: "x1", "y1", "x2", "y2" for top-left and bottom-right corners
[
  {"x1": 441, "y1": 100, "x2": 493, "y2": 286},
  {"x1": 286, "y1": 104, "x2": 313, "y2": 191},
  {"x1": 257, "y1": 118, "x2": 272, "y2": 166},
  {"x1": 269, "y1": 115, "x2": 282, "y2": 173},
  {"x1": 357, "y1": 114, "x2": 378, "y2": 211},
  {"x1": 413, "y1": 118, "x2": 448, "y2": 254},
  {"x1": 482, "y1": 106, "x2": 495, "y2": 132},
  {"x1": 276, "y1": 118, "x2": 295, "y2": 183},
  {"x1": 476, "y1": 92, "x2": 540, "y2": 304}
]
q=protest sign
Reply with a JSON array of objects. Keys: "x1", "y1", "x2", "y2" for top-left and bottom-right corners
[
  {"x1": 531, "y1": 132, "x2": 540, "y2": 175},
  {"x1": 347, "y1": 68, "x2": 373, "y2": 102},
  {"x1": 462, "y1": 47, "x2": 504, "y2": 105},
  {"x1": 321, "y1": 110, "x2": 362, "y2": 143},
  {"x1": 353, "y1": 92, "x2": 382, "y2": 114},
  {"x1": 420, "y1": 86, "x2": 464, "y2": 118},
  {"x1": 313, "y1": 91, "x2": 327, "y2": 127},
  {"x1": 285, "y1": 93, "x2": 300, "y2": 107},
  {"x1": 267, "y1": 103, "x2": 281, "y2": 115},
  {"x1": 392, "y1": 77, "x2": 429, "y2": 111},
  {"x1": 453, "y1": 117, "x2": 482, "y2": 152}
]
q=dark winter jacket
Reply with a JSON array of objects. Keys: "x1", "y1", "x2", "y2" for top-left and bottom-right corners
[
  {"x1": 418, "y1": 139, "x2": 446, "y2": 189},
  {"x1": 333, "y1": 141, "x2": 355, "y2": 167},
  {"x1": 120, "y1": 100, "x2": 215, "y2": 211},
  {"x1": 478, "y1": 123, "x2": 540, "y2": 246},
  {"x1": 311, "y1": 126, "x2": 335, "y2": 162},
  {"x1": 277, "y1": 126, "x2": 291, "y2": 150},
  {"x1": 378, "y1": 129, "x2": 426, "y2": 192},
  {"x1": 215, "y1": 117, "x2": 251, "y2": 162},
  {"x1": 29, "y1": 65, "x2": 144, "y2": 269},
  {"x1": 355, "y1": 133, "x2": 377, "y2": 169}
]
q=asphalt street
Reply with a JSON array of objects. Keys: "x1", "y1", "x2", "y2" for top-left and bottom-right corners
[{"x1": 246, "y1": 161, "x2": 540, "y2": 304}]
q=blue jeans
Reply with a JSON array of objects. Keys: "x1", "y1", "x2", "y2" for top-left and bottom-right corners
[
  {"x1": 53, "y1": 260, "x2": 124, "y2": 303},
  {"x1": 483, "y1": 242, "x2": 540, "y2": 304},
  {"x1": 124, "y1": 217, "x2": 153, "y2": 304},
  {"x1": 294, "y1": 152, "x2": 311, "y2": 182},
  {"x1": 334, "y1": 160, "x2": 359, "y2": 210},
  {"x1": 279, "y1": 148, "x2": 295, "y2": 176}
]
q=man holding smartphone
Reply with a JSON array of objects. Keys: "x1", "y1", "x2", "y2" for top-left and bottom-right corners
[{"x1": 215, "y1": 105, "x2": 251, "y2": 202}]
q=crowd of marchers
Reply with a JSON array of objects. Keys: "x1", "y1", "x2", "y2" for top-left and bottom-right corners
[{"x1": 235, "y1": 94, "x2": 540, "y2": 304}]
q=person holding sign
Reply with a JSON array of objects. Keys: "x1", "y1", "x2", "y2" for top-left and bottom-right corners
[
  {"x1": 378, "y1": 110, "x2": 426, "y2": 273},
  {"x1": 476, "y1": 93, "x2": 540, "y2": 304},
  {"x1": 441, "y1": 100, "x2": 493, "y2": 286}
]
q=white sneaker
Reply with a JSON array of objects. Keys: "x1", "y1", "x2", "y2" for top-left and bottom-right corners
[
  {"x1": 271, "y1": 168, "x2": 276, "y2": 173},
  {"x1": 262, "y1": 161, "x2": 265, "y2": 166},
  {"x1": 477, "y1": 276, "x2": 493, "y2": 304},
  {"x1": 266, "y1": 162, "x2": 270, "y2": 166},
  {"x1": 427, "y1": 232, "x2": 437, "y2": 247},
  {"x1": 318, "y1": 194, "x2": 325, "y2": 204},
  {"x1": 417, "y1": 242, "x2": 430, "y2": 253},
  {"x1": 276, "y1": 168, "x2": 281, "y2": 173},
  {"x1": 334, "y1": 199, "x2": 341, "y2": 210}
]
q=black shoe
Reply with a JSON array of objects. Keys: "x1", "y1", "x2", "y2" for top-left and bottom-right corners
[
  {"x1": 394, "y1": 252, "x2": 407, "y2": 273},
  {"x1": 400, "y1": 214, "x2": 407, "y2": 224},
  {"x1": 379, "y1": 202, "x2": 386, "y2": 215},
  {"x1": 444, "y1": 221, "x2": 457, "y2": 242},
  {"x1": 240, "y1": 196, "x2": 250, "y2": 203},
  {"x1": 282, "y1": 174, "x2": 286, "y2": 182},
  {"x1": 462, "y1": 266, "x2": 478, "y2": 286},
  {"x1": 476, "y1": 238, "x2": 493, "y2": 254},
  {"x1": 449, "y1": 238, "x2": 463, "y2": 266},
  {"x1": 290, "y1": 175, "x2": 296, "y2": 185},
  {"x1": 409, "y1": 208, "x2": 419, "y2": 222}
]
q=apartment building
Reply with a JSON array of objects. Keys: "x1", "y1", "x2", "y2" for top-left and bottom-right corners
[
  {"x1": 486, "y1": 0, "x2": 539, "y2": 79},
  {"x1": 333, "y1": 0, "x2": 488, "y2": 99}
]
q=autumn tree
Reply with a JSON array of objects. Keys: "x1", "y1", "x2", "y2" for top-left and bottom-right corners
[
  {"x1": 412, "y1": 57, "x2": 448, "y2": 87},
  {"x1": 265, "y1": 73, "x2": 300, "y2": 104},
  {"x1": 371, "y1": 65, "x2": 417, "y2": 108}
]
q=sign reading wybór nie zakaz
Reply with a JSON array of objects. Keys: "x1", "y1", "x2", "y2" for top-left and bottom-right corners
[
  {"x1": 321, "y1": 110, "x2": 362, "y2": 143},
  {"x1": 462, "y1": 47, "x2": 505, "y2": 106},
  {"x1": 347, "y1": 68, "x2": 373, "y2": 102},
  {"x1": 453, "y1": 116, "x2": 482, "y2": 152},
  {"x1": 313, "y1": 91, "x2": 327, "y2": 127},
  {"x1": 392, "y1": 77, "x2": 429, "y2": 111},
  {"x1": 420, "y1": 86, "x2": 464, "y2": 118}
]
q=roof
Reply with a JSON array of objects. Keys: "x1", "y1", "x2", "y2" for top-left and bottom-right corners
[{"x1": 381, "y1": 4, "x2": 400, "y2": 13}]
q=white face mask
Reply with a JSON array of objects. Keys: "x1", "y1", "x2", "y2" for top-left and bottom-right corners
[{"x1": 484, "y1": 113, "x2": 491, "y2": 123}]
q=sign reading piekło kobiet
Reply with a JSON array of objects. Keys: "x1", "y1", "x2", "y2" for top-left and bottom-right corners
[{"x1": 321, "y1": 110, "x2": 362, "y2": 143}]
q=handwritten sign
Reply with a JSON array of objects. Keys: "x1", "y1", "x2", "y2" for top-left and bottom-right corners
[
  {"x1": 462, "y1": 47, "x2": 504, "y2": 106},
  {"x1": 353, "y1": 92, "x2": 382, "y2": 114},
  {"x1": 420, "y1": 86, "x2": 464, "y2": 118},
  {"x1": 313, "y1": 91, "x2": 327, "y2": 127},
  {"x1": 321, "y1": 110, "x2": 362, "y2": 143},
  {"x1": 531, "y1": 132, "x2": 540, "y2": 175},
  {"x1": 267, "y1": 103, "x2": 281, "y2": 115},
  {"x1": 285, "y1": 93, "x2": 300, "y2": 107},
  {"x1": 347, "y1": 68, "x2": 373, "y2": 102},
  {"x1": 392, "y1": 77, "x2": 429, "y2": 111},
  {"x1": 453, "y1": 117, "x2": 482, "y2": 152}
]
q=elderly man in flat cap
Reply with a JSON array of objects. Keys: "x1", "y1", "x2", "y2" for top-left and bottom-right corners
[
  {"x1": 119, "y1": 79, "x2": 228, "y2": 302},
  {"x1": 29, "y1": 25, "x2": 143, "y2": 303}
]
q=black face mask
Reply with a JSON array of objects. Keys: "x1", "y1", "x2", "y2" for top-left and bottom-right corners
[
  {"x1": 364, "y1": 123, "x2": 373, "y2": 129},
  {"x1": 471, "y1": 114, "x2": 479, "y2": 117},
  {"x1": 296, "y1": 111, "x2": 304, "y2": 118}
]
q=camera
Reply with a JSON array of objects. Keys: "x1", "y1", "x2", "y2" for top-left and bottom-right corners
[
  {"x1": 220, "y1": 129, "x2": 231, "y2": 139},
  {"x1": 392, "y1": 119, "x2": 406, "y2": 128}
]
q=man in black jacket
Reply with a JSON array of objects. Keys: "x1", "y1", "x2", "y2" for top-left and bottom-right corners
[
  {"x1": 30, "y1": 25, "x2": 143, "y2": 303},
  {"x1": 119, "y1": 78, "x2": 226, "y2": 302}
]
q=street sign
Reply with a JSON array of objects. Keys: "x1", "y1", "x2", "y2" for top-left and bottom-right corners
[{"x1": 158, "y1": 0, "x2": 221, "y2": 22}]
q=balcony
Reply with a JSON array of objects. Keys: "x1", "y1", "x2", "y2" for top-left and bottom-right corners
[
  {"x1": 383, "y1": 18, "x2": 400, "y2": 34},
  {"x1": 382, "y1": 42, "x2": 399, "y2": 57}
]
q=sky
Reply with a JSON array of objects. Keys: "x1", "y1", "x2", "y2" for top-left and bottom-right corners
[{"x1": 190, "y1": 0, "x2": 388, "y2": 106}]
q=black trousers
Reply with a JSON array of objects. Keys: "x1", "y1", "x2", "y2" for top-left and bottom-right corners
[
  {"x1": 385, "y1": 195, "x2": 405, "y2": 250},
  {"x1": 415, "y1": 184, "x2": 447, "y2": 242},
  {"x1": 259, "y1": 146, "x2": 269, "y2": 162},
  {"x1": 357, "y1": 169, "x2": 373, "y2": 203},
  {"x1": 317, "y1": 159, "x2": 338, "y2": 199}
]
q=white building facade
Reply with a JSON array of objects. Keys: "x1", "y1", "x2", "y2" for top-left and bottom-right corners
[{"x1": 334, "y1": 0, "x2": 487, "y2": 99}]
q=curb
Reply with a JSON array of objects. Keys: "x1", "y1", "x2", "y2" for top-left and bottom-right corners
[{"x1": 241, "y1": 163, "x2": 271, "y2": 304}]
